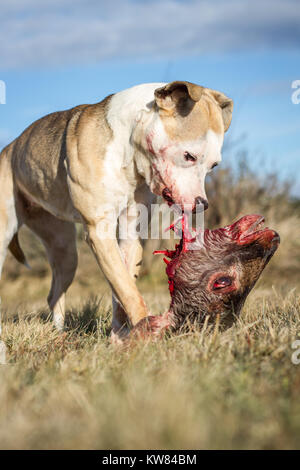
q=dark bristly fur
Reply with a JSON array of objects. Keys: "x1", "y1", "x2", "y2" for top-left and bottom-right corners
[
  {"x1": 170, "y1": 238, "x2": 275, "y2": 330},
  {"x1": 130, "y1": 214, "x2": 280, "y2": 340}
]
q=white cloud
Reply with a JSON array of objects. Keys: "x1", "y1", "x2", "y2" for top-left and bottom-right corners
[{"x1": 0, "y1": 0, "x2": 299, "y2": 68}]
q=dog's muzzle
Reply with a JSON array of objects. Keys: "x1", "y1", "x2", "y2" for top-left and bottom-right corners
[{"x1": 162, "y1": 188, "x2": 174, "y2": 206}]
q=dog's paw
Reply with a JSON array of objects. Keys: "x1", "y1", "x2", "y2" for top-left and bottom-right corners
[
  {"x1": 129, "y1": 315, "x2": 167, "y2": 340},
  {"x1": 110, "y1": 315, "x2": 170, "y2": 349}
]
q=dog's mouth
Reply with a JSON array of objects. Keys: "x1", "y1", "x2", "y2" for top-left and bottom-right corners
[
  {"x1": 162, "y1": 187, "x2": 174, "y2": 207},
  {"x1": 161, "y1": 187, "x2": 197, "y2": 213}
]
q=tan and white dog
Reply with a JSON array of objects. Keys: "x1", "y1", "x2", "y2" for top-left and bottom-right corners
[{"x1": 0, "y1": 81, "x2": 233, "y2": 334}]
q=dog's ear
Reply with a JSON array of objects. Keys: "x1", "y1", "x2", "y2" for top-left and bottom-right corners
[
  {"x1": 207, "y1": 90, "x2": 233, "y2": 132},
  {"x1": 154, "y1": 81, "x2": 204, "y2": 115}
]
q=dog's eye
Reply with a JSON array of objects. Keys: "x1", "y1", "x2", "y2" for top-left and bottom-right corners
[
  {"x1": 213, "y1": 276, "x2": 232, "y2": 290},
  {"x1": 211, "y1": 162, "x2": 218, "y2": 170},
  {"x1": 184, "y1": 152, "x2": 197, "y2": 162}
]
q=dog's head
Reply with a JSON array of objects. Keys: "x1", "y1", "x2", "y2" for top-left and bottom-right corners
[{"x1": 136, "y1": 81, "x2": 233, "y2": 212}]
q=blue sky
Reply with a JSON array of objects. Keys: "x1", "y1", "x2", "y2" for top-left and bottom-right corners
[{"x1": 0, "y1": 0, "x2": 300, "y2": 193}]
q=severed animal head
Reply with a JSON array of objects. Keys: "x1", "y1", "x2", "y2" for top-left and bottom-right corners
[
  {"x1": 130, "y1": 214, "x2": 280, "y2": 340},
  {"x1": 167, "y1": 214, "x2": 280, "y2": 329}
]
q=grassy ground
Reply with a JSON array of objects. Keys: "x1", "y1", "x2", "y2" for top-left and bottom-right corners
[{"x1": 0, "y1": 285, "x2": 300, "y2": 449}]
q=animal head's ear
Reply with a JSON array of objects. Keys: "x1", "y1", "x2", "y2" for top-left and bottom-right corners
[
  {"x1": 208, "y1": 90, "x2": 233, "y2": 132},
  {"x1": 154, "y1": 81, "x2": 204, "y2": 115}
]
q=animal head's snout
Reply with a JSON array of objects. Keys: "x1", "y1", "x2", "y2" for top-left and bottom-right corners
[{"x1": 193, "y1": 196, "x2": 208, "y2": 213}]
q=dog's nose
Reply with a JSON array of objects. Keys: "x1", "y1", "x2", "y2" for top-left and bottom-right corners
[{"x1": 194, "y1": 196, "x2": 209, "y2": 212}]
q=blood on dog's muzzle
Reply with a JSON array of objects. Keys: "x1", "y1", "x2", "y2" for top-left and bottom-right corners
[
  {"x1": 162, "y1": 189, "x2": 209, "y2": 213},
  {"x1": 193, "y1": 196, "x2": 209, "y2": 213}
]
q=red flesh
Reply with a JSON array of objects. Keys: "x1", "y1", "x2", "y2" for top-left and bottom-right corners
[{"x1": 153, "y1": 214, "x2": 197, "y2": 294}]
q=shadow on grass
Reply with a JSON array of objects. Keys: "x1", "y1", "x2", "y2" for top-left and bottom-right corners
[
  {"x1": 65, "y1": 296, "x2": 112, "y2": 337},
  {"x1": 2, "y1": 296, "x2": 112, "y2": 338}
]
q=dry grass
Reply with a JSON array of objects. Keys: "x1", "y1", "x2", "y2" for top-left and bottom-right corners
[{"x1": 0, "y1": 289, "x2": 300, "y2": 450}]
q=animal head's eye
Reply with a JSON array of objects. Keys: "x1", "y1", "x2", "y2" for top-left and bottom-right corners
[
  {"x1": 184, "y1": 152, "x2": 197, "y2": 162},
  {"x1": 212, "y1": 276, "x2": 232, "y2": 290}
]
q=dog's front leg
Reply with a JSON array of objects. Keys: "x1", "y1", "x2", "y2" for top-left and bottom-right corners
[
  {"x1": 86, "y1": 225, "x2": 148, "y2": 327},
  {"x1": 112, "y1": 237, "x2": 143, "y2": 334}
]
